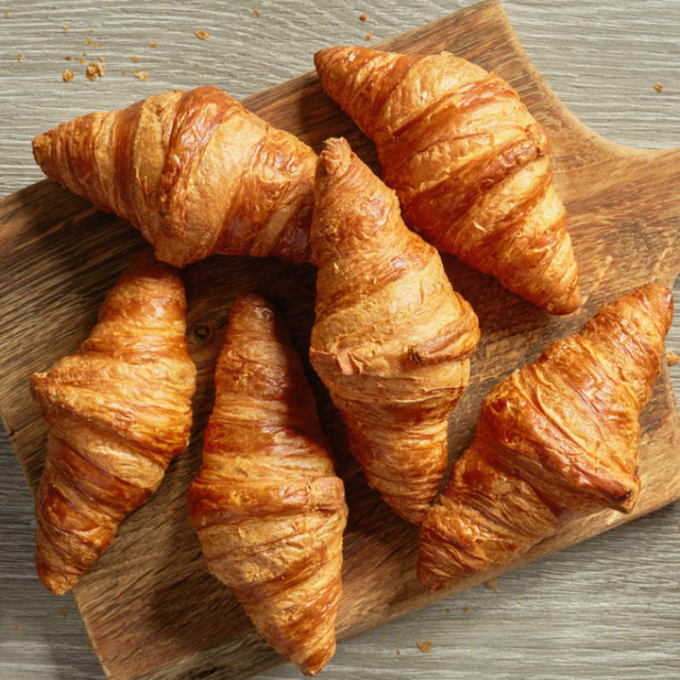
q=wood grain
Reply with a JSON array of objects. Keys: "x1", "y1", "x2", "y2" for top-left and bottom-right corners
[{"x1": 1, "y1": 2, "x2": 679, "y2": 680}]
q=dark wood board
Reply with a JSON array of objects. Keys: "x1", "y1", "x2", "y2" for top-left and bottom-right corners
[{"x1": 1, "y1": 1, "x2": 679, "y2": 678}]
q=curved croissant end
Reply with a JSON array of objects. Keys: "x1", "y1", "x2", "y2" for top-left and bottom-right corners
[
  {"x1": 31, "y1": 250, "x2": 197, "y2": 595},
  {"x1": 310, "y1": 137, "x2": 480, "y2": 525},
  {"x1": 315, "y1": 46, "x2": 582, "y2": 314},
  {"x1": 32, "y1": 86, "x2": 315, "y2": 267},
  {"x1": 188, "y1": 294, "x2": 347, "y2": 677},
  {"x1": 418, "y1": 283, "x2": 672, "y2": 590}
]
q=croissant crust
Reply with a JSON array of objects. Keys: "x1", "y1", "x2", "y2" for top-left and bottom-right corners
[
  {"x1": 31, "y1": 251, "x2": 197, "y2": 595},
  {"x1": 419, "y1": 283, "x2": 672, "y2": 590},
  {"x1": 188, "y1": 294, "x2": 347, "y2": 676},
  {"x1": 310, "y1": 137, "x2": 479, "y2": 525},
  {"x1": 33, "y1": 86, "x2": 316, "y2": 266},
  {"x1": 314, "y1": 46, "x2": 582, "y2": 314}
]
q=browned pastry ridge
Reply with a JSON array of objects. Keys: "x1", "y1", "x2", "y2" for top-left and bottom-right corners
[
  {"x1": 418, "y1": 283, "x2": 673, "y2": 590},
  {"x1": 309, "y1": 137, "x2": 480, "y2": 525},
  {"x1": 188, "y1": 294, "x2": 347, "y2": 677},
  {"x1": 31, "y1": 251, "x2": 197, "y2": 595},
  {"x1": 32, "y1": 85, "x2": 316, "y2": 267},
  {"x1": 314, "y1": 46, "x2": 582, "y2": 314}
]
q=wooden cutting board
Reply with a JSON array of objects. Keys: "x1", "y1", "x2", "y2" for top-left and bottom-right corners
[{"x1": 1, "y1": 1, "x2": 679, "y2": 678}]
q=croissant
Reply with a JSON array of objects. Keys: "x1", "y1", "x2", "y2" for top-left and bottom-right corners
[
  {"x1": 309, "y1": 137, "x2": 480, "y2": 525},
  {"x1": 418, "y1": 283, "x2": 673, "y2": 590},
  {"x1": 31, "y1": 251, "x2": 197, "y2": 595},
  {"x1": 188, "y1": 294, "x2": 347, "y2": 677},
  {"x1": 314, "y1": 47, "x2": 582, "y2": 314},
  {"x1": 32, "y1": 85, "x2": 316, "y2": 267}
]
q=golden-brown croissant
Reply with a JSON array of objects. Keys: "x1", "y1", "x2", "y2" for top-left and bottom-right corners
[
  {"x1": 314, "y1": 47, "x2": 581, "y2": 314},
  {"x1": 418, "y1": 283, "x2": 672, "y2": 590},
  {"x1": 188, "y1": 294, "x2": 347, "y2": 677},
  {"x1": 31, "y1": 251, "x2": 197, "y2": 595},
  {"x1": 32, "y1": 85, "x2": 316, "y2": 266},
  {"x1": 309, "y1": 137, "x2": 480, "y2": 525}
]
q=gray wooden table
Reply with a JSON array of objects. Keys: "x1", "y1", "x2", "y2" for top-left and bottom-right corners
[{"x1": 1, "y1": 2, "x2": 678, "y2": 679}]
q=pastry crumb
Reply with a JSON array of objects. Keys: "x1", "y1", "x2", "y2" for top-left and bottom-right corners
[
  {"x1": 13, "y1": 625, "x2": 22, "y2": 631},
  {"x1": 462, "y1": 605, "x2": 470, "y2": 613},
  {"x1": 396, "y1": 649, "x2": 400, "y2": 656},
  {"x1": 484, "y1": 576, "x2": 500, "y2": 591},
  {"x1": 87, "y1": 29, "x2": 95, "y2": 34},
  {"x1": 16, "y1": 53, "x2": 24, "y2": 61},
  {"x1": 62, "y1": 68, "x2": 74, "y2": 82},
  {"x1": 150, "y1": 41, "x2": 160, "y2": 48},
  {"x1": 364, "y1": 32, "x2": 372, "y2": 41},
  {"x1": 195, "y1": 29, "x2": 209, "y2": 40},
  {"x1": 130, "y1": 55, "x2": 140, "y2": 63},
  {"x1": 655, "y1": 82, "x2": 665, "y2": 92},
  {"x1": 83, "y1": 37, "x2": 93, "y2": 47},
  {"x1": 64, "y1": 55, "x2": 72, "y2": 60},
  {"x1": 359, "y1": 13, "x2": 368, "y2": 21},
  {"x1": 62, "y1": 24, "x2": 69, "y2": 31},
  {"x1": 416, "y1": 640, "x2": 433, "y2": 653},
  {"x1": 135, "y1": 69, "x2": 149, "y2": 81},
  {"x1": 57, "y1": 606, "x2": 68, "y2": 619},
  {"x1": 79, "y1": 57, "x2": 85, "y2": 64},
  {"x1": 443, "y1": 607, "x2": 451, "y2": 613},
  {"x1": 667, "y1": 349, "x2": 680, "y2": 365},
  {"x1": 252, "y1": 8, "x2": 260, "y2": 16},
  {"x1": 85, "y1": 61, "x2": 105, "y2": 80}
]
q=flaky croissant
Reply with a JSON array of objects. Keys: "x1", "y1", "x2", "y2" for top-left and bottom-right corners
[
  {"x1": 418, "y1": 283, "x2": 672, "y2": 590},
  {"x1": 31, "y1": 251, "x2": 197, "y2": 595},
  {"x1": 315, "y1": 47, "x2": 581, "y2": 314},
  {"x1": 309, "y1": 137, "x2": 480, "y2": 525},
  {"x1": 32, "y1": 85, "x2": 316, "y2": 266},
  {"x1": 188, "y1": 294, "x2": 347, "y2": 677}
]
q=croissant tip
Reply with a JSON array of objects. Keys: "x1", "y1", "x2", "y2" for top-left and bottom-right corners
[{"x1": 317, "y1": 137, "x2": 353, "y2": 177}]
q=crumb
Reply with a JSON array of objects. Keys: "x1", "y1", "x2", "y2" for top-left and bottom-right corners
[
  {"x1": 44, "y1": 13, "x2": 50, "y2": 19},
  {"x1": 484, "y1": 577, "x2": 500, "y2": 592},
  {"x1": 443, "y1": 607, "x2": 451, "y2": 613},
  {"x1": 252, "y1": 8, "x2": 260, "y2": 16},
  {"x1": 364, "y1": 32, "x2": 372, "y2": 41},
  {"x1": 51, "y1": 4, "x2": 58, "y2": 8},
  {"x1": 359, "y1": 13, "x2": 368, "y2": 21},
  {"x1": 195, "y1": 29, "x2": 209, "y2": 40},
  {"x1": 62, "y1": 24, "x2": 69, "y2": 31},
  {"x1": 462, "y1": 606, "x2": 470, "y2": 613},
  {"x1": 130, "y1": 55, "x2": 139, "y2": 63},
  {"x1": 150, "y1": 41, "x2": 160, "y2": 48},
  {"x1": 416, "y1": 640, "x2": 433, "y2": 653},
  {"x1": 655, "y1": 82, "x2": 665, "y2": 92},
  {"x1": 83, "y1": 38, "x2": 93, "y2": 46},
  {"x1": 135, "y1": 69, "x2": 149, "y2": 81},
  {"x1": 16, "y1": 53, "x2": 24, "y2": 61},
  {"x1": 62, "y1": 68, "x2": 74, "y2": 82},
  {"x1": 13, "y1": 625, "x2": 22, "y2": 631},
  {"x1": 79, "y1": 57, "x2": 86, "y2": 64},
  {"x1": 87, "y1": 29, "x2": 95, "y2": 34},
  {"x1": 64, "y1": 55, "x2": 72, "y2": 60},
  {"x1": 82, "y1": 51, "x2": 87, "y2": 56},
  {"x1": 120, "y1": 70, "x2": 126, "y2": 75},
  {"x1": 85, "y1": 61, "x2": 105, "y2": 80},
  {"x1": 93, "y1": 42, "x2": 101, "y2": 49},
  {"x1": 57, "y1": 606, "x2": 68, "y2": 619},
  {"x1": 668, "y1": 349, "x2": 680, "y2": 365},
  {"x1": 396, "y1": 650, "x2": 400, "y2": 656}
]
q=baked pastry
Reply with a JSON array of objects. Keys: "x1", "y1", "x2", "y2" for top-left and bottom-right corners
[
  {"x1": 32, "y1": 86, "x2": 316, "y2": 266},
  {"x1": 314, "y1": 46, "x2": 581, "y2": 314},
  {"x1": 418, "y1": 283, "x2": 673, "y2": 590},
  {"x1": 31, "y1": 251, "x2": 197, "y2": 595},
  {"x1": 188, "y1": 294, "x2": 347, "y2": 676},
  {"x1": 309, "y1": 137, "x2": 479, "y2": 525}
]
